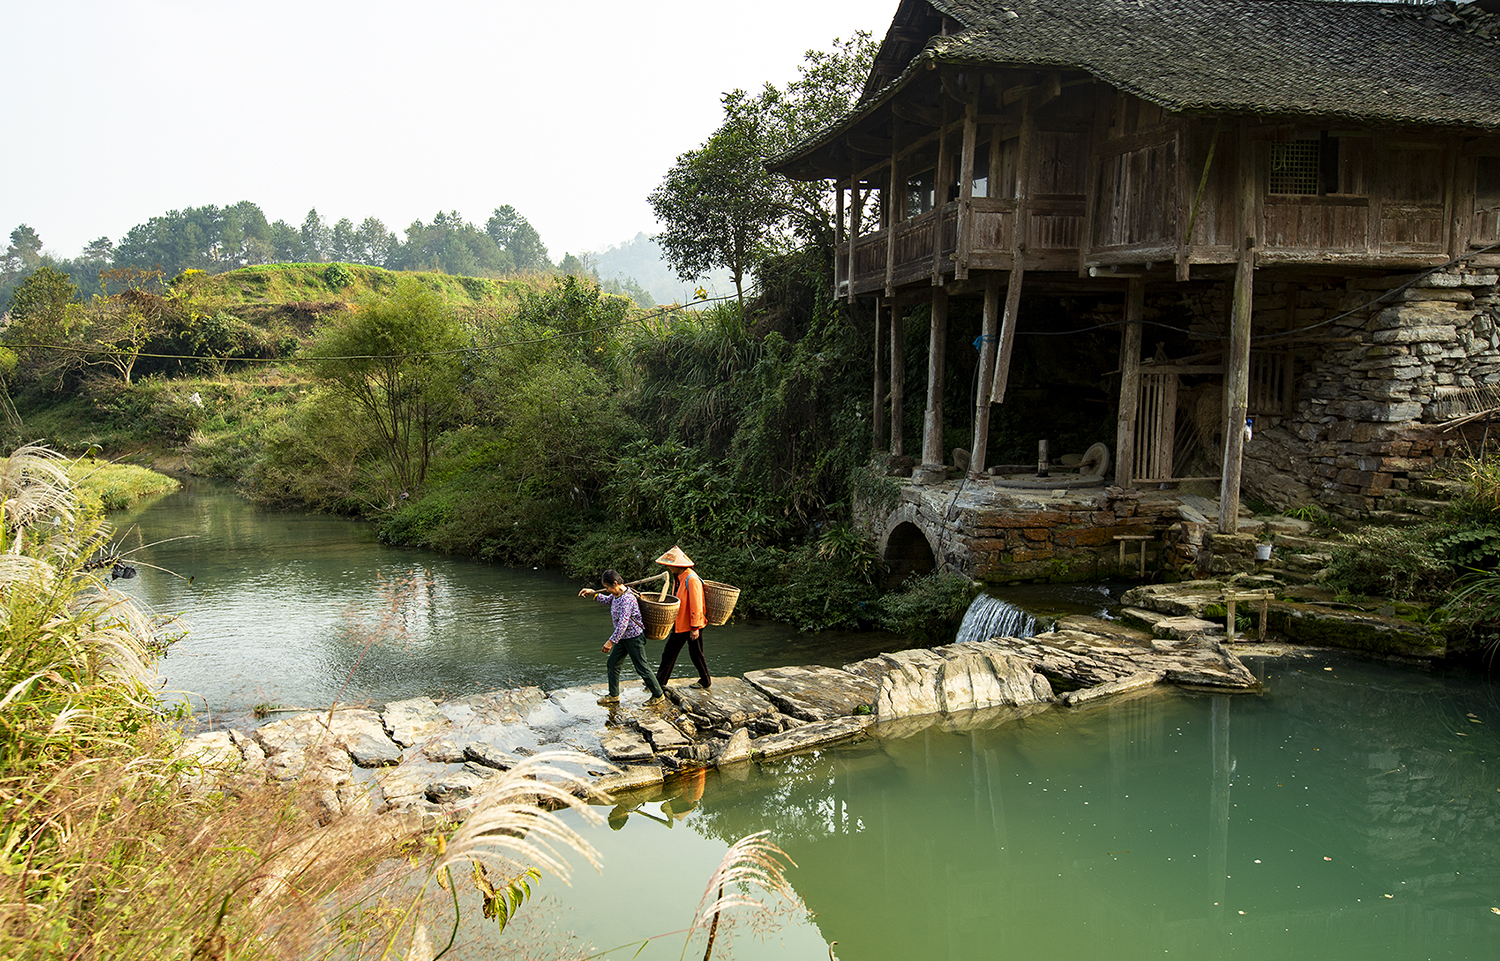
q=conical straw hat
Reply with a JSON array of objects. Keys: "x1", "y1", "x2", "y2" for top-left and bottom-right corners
[{"x1": 654, "y1": 545, "x2": 695, "y2": 568}]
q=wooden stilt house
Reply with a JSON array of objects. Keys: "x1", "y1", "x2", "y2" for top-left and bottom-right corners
[{"x1": 771, "y1": 0, "x2": 1500, "y2": 528}]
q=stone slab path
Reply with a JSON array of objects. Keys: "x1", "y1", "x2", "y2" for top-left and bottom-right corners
[{"x1": 179, "y1": 617, "x2": 1260, "y2": 821}]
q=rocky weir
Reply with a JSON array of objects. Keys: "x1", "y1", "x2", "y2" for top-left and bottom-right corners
[{"x1": 178, "y1": 616, "x2": 1258, "y2": 822}]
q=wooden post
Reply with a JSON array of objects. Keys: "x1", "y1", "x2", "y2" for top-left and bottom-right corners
[
  {"x1": 990, "y1": 261, "x2": 1025, "y2": 403},
  {"x1": 835, "y1": 181, "x2": 845, "y2": 293},
  {"x1": 919, "y1": 287, "x2": 949, "y2": 480},
  {"x1": 957, "y1": 99, "x2": 978, "y2": 281},
  {"x1": 989, "y1": 92, "x2": 1034, "y2": 405},
  {"x1": 1225, "y1": 590, "x2": 1238, "y2": 641},
  {"x1": 970, "y1": 272, "x2": 1002, "y2": 477},
  {"x1": 1115, "y1": 278, "x2": 1145, "y2": 487},
  {"x1": 1218, "y1": 239, "x2": 1255, "y2": 533},
  {"x1": 873, "y1": 299, "x2": 885, "y2": 450},
  {"x1": 891, "y1": 304, "x2": 905, "y2": 457},
  {"x1": 1219, "y1": 124, "x2": 1257, "y2": 534},
  {"x1": 848, "y1": 162, "x2": 862, "y2": 305},
  {"x1": 886, "y1": 121, "x2": 900, "y2": 298},
  {"x1": 932, "y1": 101, "x2": 950, "y2": 284}
]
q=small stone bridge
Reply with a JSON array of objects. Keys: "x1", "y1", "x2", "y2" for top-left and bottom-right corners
[{"x1": 873, "y1": 478, "x2": 1332, "y2": 585}]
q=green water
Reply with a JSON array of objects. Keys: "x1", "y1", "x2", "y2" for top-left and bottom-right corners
[
  {"x1": 537, "y1": 656, "x2": 1500, "y2": 961},
  {"x1": 113, "y1": 479, "x2": 906, "y2": 718},
  {"x1": 115, "y1": 483, "x2": 1500, "y2": 958}
]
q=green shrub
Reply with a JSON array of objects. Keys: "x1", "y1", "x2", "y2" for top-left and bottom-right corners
[
  {"x1": 875, "y1": 572, "x2": 980, "y2": 645},
  {"x1": 1324, "y1": 524, "x2": 1453, "y2": 601},
  {"x1": 1448, "y1": 452, "x2": 1500, "y2": 515},
  {"x1": 323, "y1": 263, "x2": 354, "y2": 289}
]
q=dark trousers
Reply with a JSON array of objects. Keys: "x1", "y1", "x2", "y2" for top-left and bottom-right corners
[
  {"x1": 656, "y1": 628, "x2": 710, "y2": 687},
  {"x1": 607, "y1": 634, "x2": 663, "y2": 698}
]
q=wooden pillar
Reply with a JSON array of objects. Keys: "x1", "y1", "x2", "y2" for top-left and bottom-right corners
[
  {"x1": 891, "y1": 304, "x2": 905, "y2": 457},
  {"x1": 932, "y1": 101, "x2": 951, "y2": 283},
  {"x1": 873, "y1": 299, "x2": 885, "y2": 450},
  {"x1": 1114, "y1": 278, "x2": 1145, "y2": 487},
  {"x1": 970, "y1": 272, "x2": 1002, "y2": 477},
  {"x1": 1218, "y1": 241, "x2": 1255, "y2": 533},
  {"x1": 990, "y1": 262, "x2": 1025, "y2": 404},
  {"x1": 1219, "y1": 121, "x2": 1259, "y2": 534},
  {"x1": 848, "y1": 162, "x2": 862, "y2": 305},
  {"x1": 956, "y1": 100, "x2": 978, "y2": 281},
  {"x1": 989, "y1": 92, "x2": 1034, "y2": 405},
  {"x1": 919, "y1": 288, "x2": 949, "y2": 480},
  {"x1": 886, "y1": 121, "x2": 901, "y2": 298}
]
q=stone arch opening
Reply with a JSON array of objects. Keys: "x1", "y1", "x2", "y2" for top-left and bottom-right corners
[{"x1": 883, "y1": 520, "x2": 936, "y2": 589}]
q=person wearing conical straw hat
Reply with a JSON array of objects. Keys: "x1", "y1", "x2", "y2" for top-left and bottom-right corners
[{"x1": 653, "y1": 545, "x2": 711, "y2": 690}]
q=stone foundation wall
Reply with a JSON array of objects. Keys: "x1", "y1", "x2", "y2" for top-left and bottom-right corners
[
  {"x1": 889, "y1": 484, "x2": 1186, "y2": 583},
  {"x1": 1203, "y1": 267, "x2": 1500, "y2": 519}
]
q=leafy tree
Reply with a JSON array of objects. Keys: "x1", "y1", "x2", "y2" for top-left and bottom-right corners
[
  {"x1": 300, "y1": 208, "x2": 330, "y2": 263},
  {"x1": 330, "y1": 217, "x2": 358, "y2": 263},
  {"x1": 646, "y1": 33, "x2": 875, "y2": 308},
  {"x1": 391, "y1": 211, "x2": 511, "y2": 276},
  {"x1": 5, "y1": 225, "x2": 43, "y2": 272},
  {"x1": 81, "y1": 237, "x2": 114, "y2": 264},
  {"x1": 356, "y1": 217, "x2": 397, "y2": 267},
  {"x1": 762, "y1": 32, "x2": 877, "y2": 250},
  {"x1": 268, "y1": 220, "x2": 303, "y2": 261},
  {"x1": 649, "y1": 89, "x2": 785, "y2": 313},
  {"x1": 485, "y1": 206, "x2": 550, "y2": 271},
  {"x1": 7, "y1": 266, "x2": 77, "y2": 326},
  {"x1": 557, "y1": 252, "x2": 592, "y2": 277},
  {"x1": 307, "y1": 278, "x2": 469, "y2": 497},
  {"x1": 6, "y1": 268, "x2": 172, "y2": 388}
]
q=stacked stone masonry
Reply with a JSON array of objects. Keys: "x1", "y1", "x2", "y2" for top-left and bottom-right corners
[{"x1": 1235, "y1": 267, "x2": 1500, "y2": 519}]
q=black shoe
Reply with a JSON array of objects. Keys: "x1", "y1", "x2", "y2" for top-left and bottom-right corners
[{"x1": 694, "y1": 679, "x2": 712, "y2": 690}]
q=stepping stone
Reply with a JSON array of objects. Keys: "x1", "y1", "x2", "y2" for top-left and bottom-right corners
[
  {"x1": 635, "y1": 716, "x2": 691, "y2": 752},
  {"x1": 670, "y1": 676, "x2": 778, "y2": 725},
  {"x1": 743, "y1": 665, "x2": 878, "y2": 721},
  {"x1": 599, "y1": 728, "x2": 654, "y2": 763},
  {"x1": 382, "y1": 697, "x2": 448, "y2": 748},
  {"x1": 750, "y1": 716, "x2": 872, "y2": 759}
]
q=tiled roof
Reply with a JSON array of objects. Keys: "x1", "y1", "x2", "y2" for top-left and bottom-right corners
[
  {"x1": 773, "y1": 1, "x2": 1500, "y2": 174},
  {"x1": 929, "y1": 0, "x2": 1500, "y2": 127}
]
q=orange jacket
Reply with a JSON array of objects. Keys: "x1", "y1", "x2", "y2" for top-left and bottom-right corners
[{"x1": 674, "y1": 569, "x2": 707, "y2": 632}]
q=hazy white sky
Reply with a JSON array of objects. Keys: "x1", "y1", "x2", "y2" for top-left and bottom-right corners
[{"x1": 2, "y1": 0, "x2": 891, "y2": 262}]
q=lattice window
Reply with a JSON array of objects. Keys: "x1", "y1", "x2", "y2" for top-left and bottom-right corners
[{"x1": 1269, "y1": 140, "x2": 1321, "y2": 195}]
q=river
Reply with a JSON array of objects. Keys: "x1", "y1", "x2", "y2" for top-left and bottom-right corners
[{"x1": 116, "y1": 480, "x2": 1500, "y2": 960}]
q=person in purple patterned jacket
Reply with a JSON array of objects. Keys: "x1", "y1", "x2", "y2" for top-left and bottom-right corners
[{"x1": 579, "y1": 569, "x2": 666, "y2": 706}]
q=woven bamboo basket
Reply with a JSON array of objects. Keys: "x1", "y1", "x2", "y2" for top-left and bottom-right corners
[
  {"x1": 636, "y1": 592, "x2": 680, "y2": 641},
  {"x1": 701, "y1": 580, "x2": 741, "y2": 626}
]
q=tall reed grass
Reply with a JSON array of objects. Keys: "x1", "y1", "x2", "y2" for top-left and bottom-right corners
[
  {"x1": 0, "y1": 445, "x2": 420, "y2": 959},
  {"x1": 0, "y1": 445, "x2": 807, "y2": 960}
]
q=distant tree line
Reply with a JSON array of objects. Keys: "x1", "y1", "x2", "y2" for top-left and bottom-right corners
[{"x1": 0, "y1": 202, "x2": 556, "y2": 311}]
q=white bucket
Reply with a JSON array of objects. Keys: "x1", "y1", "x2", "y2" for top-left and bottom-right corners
[{"x1": 1255, "y1": 543, "x2": 1273, "y2": 561}]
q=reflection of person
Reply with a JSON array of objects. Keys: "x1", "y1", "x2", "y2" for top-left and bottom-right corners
[
  {"x1": 662, "y1": 767, "x2": 707, "y2": 821},
  {"x1": 580, "y1": 569, "x2": 665, "y2": 706},
  {"x1": 653, "y1": 546, "x2": 711, "y2": 690}
]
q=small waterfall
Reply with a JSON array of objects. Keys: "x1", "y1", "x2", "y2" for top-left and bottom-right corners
[{"x1": 954, "y1": 593, "x2": 1040, "y2": 645}]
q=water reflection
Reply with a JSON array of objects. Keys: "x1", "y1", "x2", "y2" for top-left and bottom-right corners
[
  {"x1": 570, "y1": 655, "x2": 1500, "y2": 960},
  {"x1": 113, "y1": 480, "x2": 907, "y2": 716}
]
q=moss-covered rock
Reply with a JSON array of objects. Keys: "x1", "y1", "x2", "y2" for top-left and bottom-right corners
[{"x1": 1266, "y1": 601, "x2": 1444, "y2": 658}]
